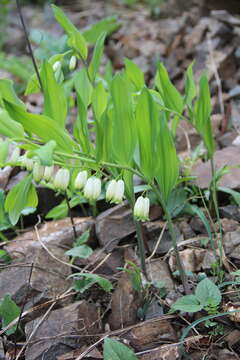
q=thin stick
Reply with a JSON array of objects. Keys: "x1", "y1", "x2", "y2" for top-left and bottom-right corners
[
  {"x1": 147, "y1": 222, "x2": 167, "y2": 262},
  {"x1": 65, "y1": 192, "x2": 77, "y2": 240},
  {"x1": 14, "y1": 262, "x2": 34, "y2": 359},
  {"x1": 15, "y1": 303, "x2": 55, "y2": 360},
  {"x1": 16, "y1": 0, "x2": 43, "y2": 92}
]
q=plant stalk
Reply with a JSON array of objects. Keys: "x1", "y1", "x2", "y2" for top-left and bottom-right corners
[
  {"x1": 16, "y1": 0, "x2": 43, "y2": 92},
  {"x1": 210, "y1": 158, "x2": 223, "y2": 266},
  {"x1": 65, "y1": 192, "x2": 77, "y2": 240},
  {"x1": 152, "y1": 184, "x2": 190, "y2": 294},
  {"x1": 134, "y1": 219, "x2": 148, "y2": 279}
]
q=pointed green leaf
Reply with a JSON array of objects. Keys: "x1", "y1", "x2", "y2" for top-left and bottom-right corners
[
  {"x1": 4, "y1": 101, "x2": 75, "y2": 153},
  {"x1": 41, "y1": 62, "x2": 67, "y2": 127},
  {"x1": 5, "y1": 174, "x2": 36, "y2": 225},
  {"x1": 52, "y1": 4, "x2": 88, "y2": 60},
  {"x1": 184, "y1": 62, "x2": 196, "y2": 107},
  {"x1": 92, "y1": 81, "x2": 108, "y2": 120},
  {"x1": 155, "y1": 115, "x2": 179, "y2": 202},
  {"x1": 110, "y1": 74, "x2": 135, "y2": 165},
  {"x1": 88, "y1": 32, "x2": 106, "y2": 82},
  {"x1": 124, "y1": 58, "x2": 145, "y2": 91},
  {"x1": 155, "y1": 63, "x2": 183, "y2": 114},
  {"x1": 0, "y1": 108, "x2": 24, "y2": 139},
  {"x1": 0, "y1": 79, "x2": 25, "y2": 108},
  {"x1": 135, "y1": 87, "x2": 158, "y2": 180},
  {"x1": 194, "y1": 74, "x2": 214, "y2": 157},
  {"x1": 83, "y1": 16, "x2": 121, "y2": 44}
]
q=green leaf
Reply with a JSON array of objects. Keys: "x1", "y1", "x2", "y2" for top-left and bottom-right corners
[
  {"x1": 135, "y1": 88, "x2": 159, "y2": 180},
  {"x1": 171, "y1": 295, "x2": 202, "y2": 313},
  {"x1": 46, "y1": 200, "x2": 68, "y2": 220},
  {"x1": 155, "y1": 114, "x2": 179, "y2": 202},
  {"x1": 0, "y1": 79, "x2": 25, "y2": 108},
  {"x1": 124, "y1": 58, "x2": 145, "y2": 91},
  {"x1": 0, "y1": 295, "x2": 20, "y2": 335},
  {"x1": 65, "y1": 244, "x2": 93, "y2": 258},
  {"x1": 51, "y1": 4, "x2": 88, "y2": 60},
  {"x1": 41, "y1": 62, "x2": 67, "y2": 128},
  {"x1": 0, "y1": 108, "x2": 24, "y2": 139},
  {"x1": 83, "y1": 16, "x2": 121, "y2": 44},
  {"x1": 155, "y1": 63, "x2": 183, "y2": 114},
  {"x1": 184, "y1": 62, "x2": 196, "y2": 107},
  {"x1": 4, "y1": 101, "x2": 75, "y2": 153},
  {"x1": 0, "y1": 190, "x2": 11, "y2": 231},
  {"x1": 74, "y1": 68, "x2": 92, "y2": 108},
  {"x1": 183, "y1": 204, "x2": 213, "y2": 248},
  {"x1": 196, "y1": 278, "x2": 222, "y2": 307},
  {"x1": 88, "y1": 32, "x2": 106, "y2": 82},
  {"x1": 32, "y1": 140, "x2": 56, "y2": 166},
  {"x1": 0, "y1": 139, "x2": 9, "y2": 165},
  {"x1": 166, "y1": 188, "x2": 187, "y2": 217},
  {"x1": 111, "y1": 74, "x2": 135, "y2": 166},
  {"x1": 194, "y1": 74, "x2": 214, "y2": 157},
  {"x1": 218, "y1": 186, "x2": 240, "y2": 206},
  {"x1": 69, "y1": 273, "x2": 113, "y2": 292},
  {"x1": 75, "y1": 230, "x2": 90, "y2": 245},
  {"x1": 5, "y1": 174, "x2": 37, "y2": 225},
  {"x1": 103, "y1": 338, "x2": 138, "y2": 360},
  {"x1": 92, "y1": 81, "x2": 108, "y2": 120}
]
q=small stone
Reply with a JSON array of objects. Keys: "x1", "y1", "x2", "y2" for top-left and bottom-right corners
[
  {"x1": 192, "y1": 146, "x2": 240, "y2": 189},
  {"x1": 108, "y1": 272, "x2": 140, "y2": 330},
  {"x1": 146, "y1": 259, "x2": 174, "y2": 292},
  {"x1": 221, "y1": 218, "x2": 239, "y2": 233},
  {"x1": 220, "y1": 205, "x2": 240, "y2": 222}
]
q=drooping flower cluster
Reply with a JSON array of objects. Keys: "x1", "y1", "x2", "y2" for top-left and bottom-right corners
[{"x1": 18, "y1": 154, "x2": 150, "y2": 220}]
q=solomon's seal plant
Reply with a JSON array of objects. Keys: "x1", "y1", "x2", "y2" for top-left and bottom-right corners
[{"x1": 0, "y1": 4, "x2": 217, "y2": 294}]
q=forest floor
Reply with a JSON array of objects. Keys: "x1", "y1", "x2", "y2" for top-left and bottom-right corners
[{"x1": 1, "y1": 0, "x2": 240, "y2": 359}]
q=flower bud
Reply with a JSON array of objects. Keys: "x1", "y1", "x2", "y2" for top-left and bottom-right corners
[
  {"x1": 33, "y1": 162, "x2": 45, "y2": 183},
  {"x1": 43, "y1": 165, "x2": 54, "y2": 182},
  {"x1": 84, "y1": 177, "x2": 101, "y2": 201},
  {"x1": 10, "y1": 147, "x2": 20, "y2": 163},
  {"x1": 69, "y1": 55, "x2": 77, "y2": 71},
  {"x1": 22, "y1": 154, "x2": 34, "y2": 171},
  {"x1": 53, "y1": 168, "x2": 70, "y2": 191},
  {"x1": 106, "y1": 179, "x2": 124, "y2": 204},
  {"x1": 74, "y1": 170, "x2": 88, "y2": 190},
  {"x1": 134, "y1": 196, "x2": 150, "y2": 222},
  {"x1": 52, "y1": 61, "x2": 61, "y2": 72}
]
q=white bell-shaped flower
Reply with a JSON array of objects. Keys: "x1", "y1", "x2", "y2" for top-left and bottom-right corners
[
  {"x1": 22, "y1": 154, "x2": 34, "y2": 171},
  {"x1": 53, "y1": 168, "x2": 70, "y2": 191},
  {"x1": 69, "y1": 55, "x2": 77, "y2": 71},
  {"x1": 106, "y1": 179, "x2": 124, "y2": 204},
  {"x1": 106, "y1": 180, "x2": 117, "y2": 202},
  {"x1": 84, "y1": 177, "x2": 101, "y2": 201},
  {"x1": 43, "y1": 166, "x2": 54, "y2": 182},
  {"x1": 52, "y1": 60, "x2": 61, "y2": 72},
  {"x1": 134, "y1": 196, "x2": 150, "y2": 221},
  {"x1": 33, "y1": 162, "x2": 45, "y2": 183},
  {"x1": 75, "y1": 170, "x2": 88, "y2": 190},
  {"x1": 10, "y1": 147, "x2": 20, "y2": 164}
]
